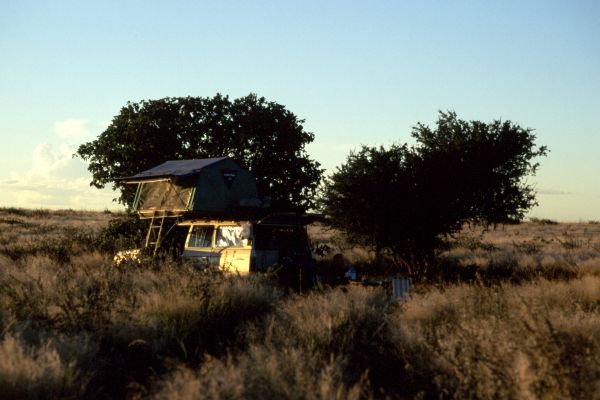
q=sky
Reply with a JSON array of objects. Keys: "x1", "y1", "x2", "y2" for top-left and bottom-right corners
[{"x1": 0, "y1": 1, "x2": 599, "y2": 220}]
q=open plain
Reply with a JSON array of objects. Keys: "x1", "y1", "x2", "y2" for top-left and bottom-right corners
[{"x1": 0, "y1": 208, "x2": 599, "y2": 399}]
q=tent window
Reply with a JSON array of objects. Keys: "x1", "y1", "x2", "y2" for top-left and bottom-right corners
[
  {"x1": 188, "y1": 225, "x2": 214, "y2": 248},
  {"x1": 137, "y1": 181, "x2": 193, "y2": 212}
]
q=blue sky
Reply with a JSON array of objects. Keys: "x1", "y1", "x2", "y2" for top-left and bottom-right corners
[{"x1": 1, "y1": 1, "x2": 599, "y2": 220}]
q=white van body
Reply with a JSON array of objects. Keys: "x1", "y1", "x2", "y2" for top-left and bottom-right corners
[
  {"x1": 178, "y1": 218, "x2": 314, "y2": 275},
  {"x1": 179, "y1": 220, "x2": 253, "y2": 274}
]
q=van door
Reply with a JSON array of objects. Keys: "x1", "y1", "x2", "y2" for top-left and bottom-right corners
[{"x1": 214, "y1": 224, "x2": 252, "y2": 274}]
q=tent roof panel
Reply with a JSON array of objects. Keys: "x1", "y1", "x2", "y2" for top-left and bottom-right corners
[{"x1": 121, "y1": 157, "x2": 229, "y2": 181}]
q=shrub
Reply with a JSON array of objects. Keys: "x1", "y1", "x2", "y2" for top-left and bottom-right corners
[
  {"x1": 95, "y1": 214, "x2": 147, "y2": 253},
  {"x1": 530, "y1": 217, "x2": 559, "y2": 225},
  {"x1": 321, "y1": 112, "x2": 547, "y2": 276}
]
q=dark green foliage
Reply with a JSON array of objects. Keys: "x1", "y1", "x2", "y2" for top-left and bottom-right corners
[
  {"x1": 76, "y1": 94, "x2": 323, "y2": 211},
  {"x1": 321, "y1": 111, "x2": 548, "y2": 275},
  {"x1": 95, "y1": 214, "x2": 147, "y2": 253}
]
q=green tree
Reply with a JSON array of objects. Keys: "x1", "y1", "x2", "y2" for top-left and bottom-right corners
[
  {"x1": 320, "y1": 111, "x2": 548, "y2": 276},
  {"x1": 77, "y1": 94, "x2": 323, "y2": 211}
]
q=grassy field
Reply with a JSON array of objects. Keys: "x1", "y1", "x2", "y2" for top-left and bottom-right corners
[{"x1": 0, "y1": 208, "x2": 599, "y2": 399}]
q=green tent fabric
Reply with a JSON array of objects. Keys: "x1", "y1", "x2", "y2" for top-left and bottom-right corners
[{"x1": 125, "y1": 158, "x2": 260, "y2": 218}]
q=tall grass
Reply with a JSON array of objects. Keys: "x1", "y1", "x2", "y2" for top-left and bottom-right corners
[
  {"x1": 310, "y1": 221, "x2": 600, "y2": 283},
  {"x1": 389, "y1": 277, "x2": 600, "y2": 399},
  {"x1": 0, "y1": 334, "x2": 76, "y2": 399},
  {"x1": 0, "y1": 208, "x2": 599, "y2": 398},
  {"x1": 153, "y1": 347, "x2": 364, "y2": 400}
]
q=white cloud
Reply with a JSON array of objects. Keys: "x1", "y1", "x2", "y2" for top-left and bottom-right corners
[
  {"x1": 0, "y1": 141, "x2": 122, "y2": 211},
  {"x1": 0, "y1": 118, "x2": 124, "y2": 210},
  {"x1": 54, "y1": 118, "x2": 90, "y2": 139},
  {"x1": 31, "y1": 142, "x2": 73, "y2": 176}
]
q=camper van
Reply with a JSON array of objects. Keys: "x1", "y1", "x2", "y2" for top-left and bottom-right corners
[
  {"x1": 115, "y1": 214, "x2": 317, "y2": 277},
  {"x1": 116, "y1": 157, "x2": 319, "y2": 284},
  {"x1": 178, "y1": 214, "x2": 315, "y2": 275}
]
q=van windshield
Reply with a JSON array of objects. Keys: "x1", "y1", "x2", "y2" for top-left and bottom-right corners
[{"x1": 188, "y1": 225, "x2": 214, "y2": 248}]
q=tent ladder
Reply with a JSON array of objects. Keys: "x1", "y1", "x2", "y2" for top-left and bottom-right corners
[{"x1": 145, "y1": 213, "x2": 167, "y2": 256}]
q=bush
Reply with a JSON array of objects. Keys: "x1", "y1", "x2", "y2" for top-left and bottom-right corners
[
  {"x1": 321, "y1": 111, "x2": 547, "y2": 276},
  {"x1": 95, "y1": 214, "x2": 147, "y2": 253}
]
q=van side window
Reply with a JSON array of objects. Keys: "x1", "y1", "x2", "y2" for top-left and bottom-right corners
[
  {"x1": 188, "y1": 225, "x2": 214, "y2": 248},
  {"x1": 254, "y1": 226, "x2": 307, "y2": 252},
  {"x1": 216, "y1": 225, "x2": 246, "y2": 247}
]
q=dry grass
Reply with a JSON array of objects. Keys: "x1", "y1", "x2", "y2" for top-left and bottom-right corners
[
  {"x1": 0, "y1": 334, "x2": 76, "y2": 399},
  {"x1": 437, "y1": 222, "x2": 600, "y2": 282},
  {"x1": 390, "y1": 276, "x2": 600, "y2": 399},
  {"x1": 153, "y1": 347, "x2": 364, "y2": 400},
  {"x1": 0, "y1": 207, "x2": 116, "y2": 263},
  {"x1": 0, "y1": 208, "x2": 599, "y2": 398},
  {"x1": 309, "y1": 223, "x2": 375, "y2": 265},
  {"x1": 310, "y1": 220, "x2": 600, "y2": 282}
]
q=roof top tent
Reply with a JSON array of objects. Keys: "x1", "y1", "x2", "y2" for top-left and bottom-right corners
[
  {"x1": 123, "y1": 157, "x2": 261, "y2": 219},
  {"x1": 121, "y1": 157, "x2": 261, "y2": 254}
]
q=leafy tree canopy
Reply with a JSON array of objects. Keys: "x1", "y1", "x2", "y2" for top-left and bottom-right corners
[
  {"x1": 320, "y1": 111, "x2": 548, "y2": 275},
  {"x1": 77, "y1": 94, "x2": 323, "y2": 211}
]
